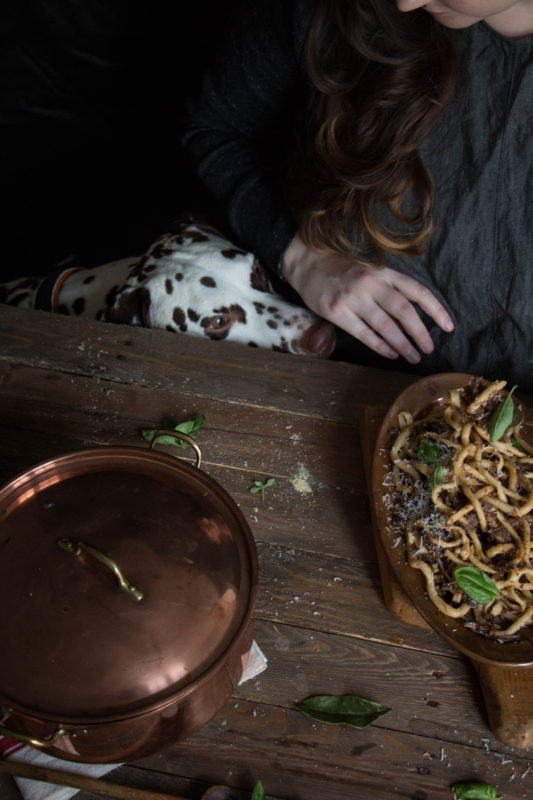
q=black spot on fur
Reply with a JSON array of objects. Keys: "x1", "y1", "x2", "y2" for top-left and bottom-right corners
[
  {"x1": 267, "y1": 319, "x2": 278, "y2": 329},
  {"x1": 173, "y1": 307, "x2": 187, "y2": 331},
  {"x1": 253, "y1": 302, "x2": 265, "y2": 315},
  {"x1": 165, "y1": 279, "x2": 173, "y2": 294},
  {"x1": 184, "y1": 230, "x2": 209, "y2": 243},
  {"x1": 188, "y1": 308, "x2": 200, "y2": 322},
  {"x1": 247, "y1": 341, "x2": 259, "y2": 348},
  {"x1": 267, "y1": 306, "x2": 278, "y2": 313},
  {"x1": 105, "y1": 285, "x2": 121, "y2": 308},
  {"x1": 273, "y1": 338, "x2": 289, "y2": 353},
  {"x1": 72, "y1": 297, "x2": 85, "y2": 315},
  {"x1": 149, "y1": 243, "x2": 174, "y2": 259},
  {"x1": 83, "y1": 275, "x2": 96, "y2": 284},
  {"x1": 106, "y1": 287, "x2": 151, "y2": 326},
  {"x1": 175, "y1": 272, "x2": 184, "y2": 282},
  {"x1": 128, "y1": 255, "x2": 149, "y2": 280},
  {"x1": 221, "y1": 248, "x2": 246, "y2": 259},
  {"x1": 200, "y1": 276, "x2": 216, "y2": 288},
  {"x1": 250, "y1": 259, "x2": 269, "y2": 292},
  {"x1": 230, "y1": 304, "x2": 246, "y2": 323}
]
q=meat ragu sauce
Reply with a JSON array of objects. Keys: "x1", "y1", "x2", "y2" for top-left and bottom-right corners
[{"x1": 383, "y1": 377, "x2": 533, "y2": 641}]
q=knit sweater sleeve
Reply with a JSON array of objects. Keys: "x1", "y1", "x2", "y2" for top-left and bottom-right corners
[{"x1": 181, "y1": 0, "x2": 314, "y2": 279}]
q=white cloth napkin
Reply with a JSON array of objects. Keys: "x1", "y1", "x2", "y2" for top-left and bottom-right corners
[{"x1": 1, "y1": 641, "x2": 267, "y2": 800}]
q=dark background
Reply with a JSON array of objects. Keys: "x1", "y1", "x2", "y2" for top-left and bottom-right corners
[{"x1": 2, "y1": 0, "x2": 224, "y2": 280}]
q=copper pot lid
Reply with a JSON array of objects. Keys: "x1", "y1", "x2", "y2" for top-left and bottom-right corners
[{"x1": 0, "y1": 446, "x2": 258, "y2": 722}]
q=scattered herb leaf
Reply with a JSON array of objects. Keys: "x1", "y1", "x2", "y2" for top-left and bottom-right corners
[
  {"x1": 294, "y1": 695, "x2": 390, "y2": 729},
  {"x1": 418, "y1": 438, "x2": 442, "y2": 465},
  {"x1": 249, "y1": 477, "x2": 275, "y2": 503},
  {"x1": 511, "y1": 437, "x2": 525, "y2": 452},
  {"x1": 429, "y1": 464, "x2": 445, "y2": 490},
  {"x1": 251, "y1": 780, "x2": 265, "y2": 800},
  {"x1": 454, "y1": 567, "x2": 499, "y2": 604},
  {"x1": 451, "y1": 781, "x2": 502, "y2": 800},
  {"x1": 490, "y1": 385, "x2": 517, "y2": 442},
  {"x1": 141, "y1": 413, "x2": 205, "y2": 447}
]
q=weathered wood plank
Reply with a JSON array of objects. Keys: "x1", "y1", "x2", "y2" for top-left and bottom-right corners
[
  {"x1": 0, "y1": 306, "x2": 417, "y2": 417},
  {"x1": 239, "y1": 619, "x2": 485, "y2": 746},
  {"x1": 135, "y1": 699, "x2": 533, "y2": 800},
  {"x1": 253, "y1": 543, "x2": 457, "y2": 656}
]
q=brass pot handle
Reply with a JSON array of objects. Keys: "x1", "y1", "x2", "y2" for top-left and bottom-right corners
[
  {"x1": 0, "y1": 709, "x2": 87, "y2": 748},
  {"x1": 149, "y1": 430, "x2": 202, "y2": 469},
  {"x1": 57, "y1": 538, "x2": 144, "y2": 602}
]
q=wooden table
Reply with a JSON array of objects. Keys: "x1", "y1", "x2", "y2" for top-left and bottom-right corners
[{"x1": 1, "y1": 304, "x2": 532, "y2": 800}]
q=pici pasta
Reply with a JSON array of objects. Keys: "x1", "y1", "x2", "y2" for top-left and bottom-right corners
[{"x1": 387, "y1": 378, "x2": 533, "y2": 640}]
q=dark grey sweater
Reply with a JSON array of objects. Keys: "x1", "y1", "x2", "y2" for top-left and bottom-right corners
[{"x1": 183, "y1": 0, "x2": 533, "y2": 390}]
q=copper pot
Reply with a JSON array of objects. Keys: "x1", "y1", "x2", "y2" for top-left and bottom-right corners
[{"x1": 0, "y1": 433, "x2": 258, "y2": 763}]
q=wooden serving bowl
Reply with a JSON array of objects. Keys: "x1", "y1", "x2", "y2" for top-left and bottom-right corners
[{"x1": 368, "y1": 373, "x2": 533, "y2": 748}]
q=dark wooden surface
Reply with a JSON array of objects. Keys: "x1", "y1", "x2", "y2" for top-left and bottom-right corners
[{"x1": 1, "y1": 305, "x2": 533, "y2": 800}]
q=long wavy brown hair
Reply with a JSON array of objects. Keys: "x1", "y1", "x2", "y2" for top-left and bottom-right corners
[{"x1": 289, "y1": 0, "x2": 458, "y2": 264}]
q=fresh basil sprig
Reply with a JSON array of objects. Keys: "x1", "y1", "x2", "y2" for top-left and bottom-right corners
[
  {"x1": 251, "y1": 780, "x2": 265, "y2": 800},
  {"x1": 249, "y1": 477, "x2": 275, "y2": 503},
  {"x1": 451, "y1": 781, "x2": 502, "y2": 799},
  {"x1": 141, "y1": 413, "x2": 205, "y2": 447},
  {"x1": 294, "y1": 695, "x2": 390, "y2": 729},
  {"x1": 454, "y1": 567, "x2": 499, "y2": 604},
  {"x1": 490, "y1": 385, "x2": 517, "y2": 442},
  {"x1": 418, "y1": 437, "x2": 442, "y2": 465}
]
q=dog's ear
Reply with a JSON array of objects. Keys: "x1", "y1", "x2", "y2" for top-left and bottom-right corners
[{"x1": 105, "y1": 286, "x2": 151, "y2": 326}]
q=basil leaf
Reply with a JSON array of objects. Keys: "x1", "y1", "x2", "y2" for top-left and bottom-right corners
[
  {"x1": 294, "y1": 695, "x2": 390, "y2": 729},
  {"x1": 417, "y1": 437, "x2": 442, "y2": 465},
  {"x1": 454, "y1": 567, "x2": 499, "y2": 603},
  {"x1": 141, "y1": 414, "x2": 205, "y2": 447},
  {"x1": 451, "y1": 781, "x2": 502, "y2": 799},
  {"x1": 490, "y1": 385, "x2": 517, "y2": 442},
  {"x1": 429, "y1": 464, "x2": 444, "y2": 490},
  {"x1": 175, "y1": 413, "x2": 205, "y2": 436},
  {"x1": 511, "y1": 437, "x2": 525, "y2": 452},
  {"x1": 251, "y1": 781, "x2": 265, "y2": 800}
]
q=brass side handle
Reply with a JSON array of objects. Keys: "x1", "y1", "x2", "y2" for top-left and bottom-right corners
[
  {"x1": 57, "y1": 538, "x2": 143, "y2": 602},
  {"x1": 149, "y1": 430, "x2": 202, "y2": 469},
  {"x1": 0, "y1": 709, "x2": 87, "y2": 748}
]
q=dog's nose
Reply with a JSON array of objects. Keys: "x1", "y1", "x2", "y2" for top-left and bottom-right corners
[{"x1": 299, "y1": 319, "x2": 336, "y2": 358}]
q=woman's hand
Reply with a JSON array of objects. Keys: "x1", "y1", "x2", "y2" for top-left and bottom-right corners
[{"x1": 282, "y1": 234, "x2": 454, "y2": 365}]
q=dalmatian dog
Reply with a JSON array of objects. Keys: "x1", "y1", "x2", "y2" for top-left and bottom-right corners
[{"x1": 0, "y1": 218, "x2": 336, "y2": 358}]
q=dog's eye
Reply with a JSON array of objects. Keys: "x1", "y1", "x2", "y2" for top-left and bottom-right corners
[{"x1": 203, "y1": 313, "x2": 233, "y2": 338}]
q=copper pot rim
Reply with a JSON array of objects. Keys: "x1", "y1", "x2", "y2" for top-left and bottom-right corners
[
  {"x1": 0, "y1": 442, "x2": 259, "y2": 723},
  {"x1": 2, "y1": 620, "x2": 254, "y2": 726}
]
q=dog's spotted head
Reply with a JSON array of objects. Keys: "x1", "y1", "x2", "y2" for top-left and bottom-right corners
[{"x1": 106, "y1": 222, "x2": 335, "y2": 357}]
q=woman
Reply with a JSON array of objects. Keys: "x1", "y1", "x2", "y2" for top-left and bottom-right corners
[{"x1": 183, "y1": 0, "x2": 533, "y2": 387}]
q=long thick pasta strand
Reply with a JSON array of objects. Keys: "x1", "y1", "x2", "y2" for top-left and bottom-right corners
[{"x1": 387, "y1": 377, "x2": 533, "y2": 641}]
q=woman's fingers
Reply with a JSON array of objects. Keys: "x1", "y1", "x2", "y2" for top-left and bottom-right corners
[
  {"x1": 345, "y1": 300, "x2": 423, "y2": 364},
  {"x1": 282, "y1": 237, "x2": 454, "y2": 363},
  {"x1": 385, "y1": 269, "x2": 455, "y2": 333}
]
